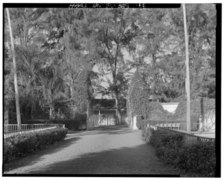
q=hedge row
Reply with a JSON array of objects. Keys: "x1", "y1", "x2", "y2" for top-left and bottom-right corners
[
  {"x1": 17, "y1": 113, "x2": 87, "y2": 131},
  {"x1": 49, "y1": 119, "x2": 86, "y2": 130},
  {"x1": 23, "y1": 114, "x2": 87, "y2": 130},
  {"x1": 143, "y1": 127, "x2": 216, "y2": 177},
  {"x1": 134, "y1": 98, "x2": 215, "y2": 131},
  {"x1": 4, "y1": 128, "x2": 68, "y2": 163},
  {"x1": 24, "y1": 120, "x2": 86, "y2": 130}
]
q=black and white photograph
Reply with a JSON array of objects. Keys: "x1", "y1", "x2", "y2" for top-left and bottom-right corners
[{"x1": 2, "y1": 3, "x2": 221, "y2": 177}]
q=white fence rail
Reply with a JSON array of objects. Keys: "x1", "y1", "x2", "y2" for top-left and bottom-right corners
[
  {"x1": 142, "y1": 120, "x2": 214, "y2": 132},
  {"x1": 4, "y1": 124, "x2": 65, "y2": 139},
  {"x1": 142, "y1": 120, "x2": 215, "y2": 144},
  {"x1": 155, "y1": 123, "x2": 181, "y2": 130},
  {"x1": 156, "y1": 126, "x2": 215, "y2": 145}
]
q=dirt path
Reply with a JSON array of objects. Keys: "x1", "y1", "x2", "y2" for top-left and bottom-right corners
[{"x1": 4, "y1": 126, "x2": 179, "y2": 175}]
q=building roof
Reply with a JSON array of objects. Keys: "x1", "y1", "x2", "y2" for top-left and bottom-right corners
[{"x1": 91, "y1": 99, "x2": 116, "y2": 109}]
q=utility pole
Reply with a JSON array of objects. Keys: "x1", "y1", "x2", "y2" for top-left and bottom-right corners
[
  {"x1": 6, "y1": 8, "x2": 22, "y2": 131},
  {"x1": 183, "y1": 4, "x2": 191, "y2": 132}
]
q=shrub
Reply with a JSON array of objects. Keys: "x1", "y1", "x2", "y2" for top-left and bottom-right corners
[
  {"x1": 178, "y1": 142, "x2": 216, "y2": 176},
  {"x1": 156, "y1": 146, "x2": 181, "y2": 166},
  {"x1": 161, "y1": 133, "x2": 184, "y2": 149},
  {"x1": 4, "y1": 128, "x2": 68, "y2": 163},
  {"x1": 149, "y1": 129, "x2": 171, "y2": 147},
  {"x1": 149, "y1": 128, "x2": 184, "y2": 166},
  {"x1": 50, "y1": 118, "x2": 86, "y2": 130},
  {"x1": 23, "y1": 113, "x2": 87, "y2": 130},
  {"x1": 146, "y1": 128, "x2": 216, "y2": 177}
]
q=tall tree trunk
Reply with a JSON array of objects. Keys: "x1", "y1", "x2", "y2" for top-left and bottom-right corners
[
  {"x1": 112, "y1": 42, "x2": 122, "y2": 125},
  {"x1": 114, "y1": 92, "x2": 121, "y2": 125},
  {"x1": 86, "y1": 99, "x2": 90, "y2": 130},
  {"x1": 7, "y1": 8, "x2": 21, "y2": 130},
  {"x1": 200, "y1": 96, "x2": 204, "y2": 131},
  {"x1": 183, "y1": 4, "x2": 191, "y2": 132},
  {"x1": 4, "y1": 106, "x2": 9, "y2": 124},
  {"x1": 151, "y1": 53, "x2": 156, "y2": 101},
  {"x1": 30, "y1": 102, "x2": 34, "y2": 120},
  {"x1": 86, "y1": 71, "x2": 92, "y2": 130},
  {"x1": 112, "y1": 69, "x2": 121, "y2": 125},
  {"x1": 30, "y1": 89, "x2": 34, "y2": 120},
  {"x1": 49, "y1": 104, "x2": 54, "y2": 120}
]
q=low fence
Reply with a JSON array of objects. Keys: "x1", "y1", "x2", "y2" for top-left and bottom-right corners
[
  {"x1": 156, "y1": 127, "x2": 215, "y2": 145},
  {"x1": 142, "y1": 120, "x2": 215, "y2": 145},
  {"x1": 4, "y1": 124, "x2": 65, "y2": 139},
  {"x1": 141, "y1": 120, "x2": 211, "y2": 132}
]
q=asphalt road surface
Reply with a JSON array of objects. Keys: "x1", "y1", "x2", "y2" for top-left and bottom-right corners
[{"x1": 4, "y1": 125, "x2": 179, "y2": 175}]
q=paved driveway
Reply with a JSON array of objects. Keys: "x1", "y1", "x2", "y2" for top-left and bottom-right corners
[{"x1": 4, "y1": 126, "x2": 179, "y2": 175}]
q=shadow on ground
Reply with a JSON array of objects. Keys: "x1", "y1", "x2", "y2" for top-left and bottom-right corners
[
  {"x1": 88, "y1": 124, "x2": 129, "y2": 131},
  {"x1": 3, "y1": 136, "x2": 81, "y2": 172},
  {"x1": 3, "y1": 126, "x2": 129, "y2": 172},
  {"x1": 4, "y1": 126, "x2": 129, "y2": 172},
  {"x1": 68, "y1": 125, "x2": 135, "y2": 136},
  {"x1": 77, "y1": 129, "x2": 134, "y2": 136},
  {"x1": 21, "y1": 144, "x2": 179, "y2": 176},
  {"x1": 3, "y1": 125, "x2": 179, "y2": 176}
]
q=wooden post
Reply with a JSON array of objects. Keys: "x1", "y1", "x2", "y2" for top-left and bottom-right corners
[
  {"x1": 6, "y1": 8, "x2": 21, "y2": 131},
  {"x1": 183, "y1": 4, "x2": 191, "y2": 132}
]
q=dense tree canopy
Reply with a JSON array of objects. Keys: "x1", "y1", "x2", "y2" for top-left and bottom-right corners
[{"x1": 4, "y1": 5, "x2": 216, "y2": 124}]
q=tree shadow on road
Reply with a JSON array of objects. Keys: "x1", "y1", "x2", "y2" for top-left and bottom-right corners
[
  {"x1": 17, "y1": 144, "x2": 180, "y2": 176},
  {"x1": 3, "y1": 126, "x2": 180, "y2": 176},
  {"x1": 88, "y1": 124, "x2": 129, "y2": 131},
  {"x1": 3, "y1": 136, "x2": 81, "y2": 172},
  {"x1": 72, "y1": 126, "x2": 138, "y2": 136},
  {"x1": 4, "y1": 126, "x2": 134, "y2": 173}
]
